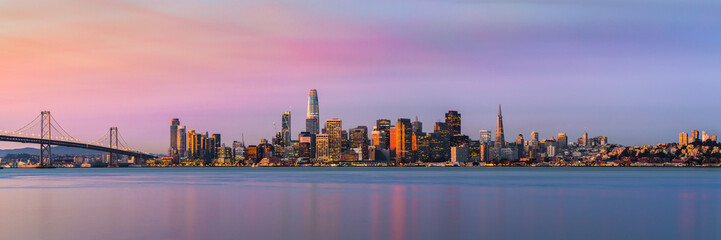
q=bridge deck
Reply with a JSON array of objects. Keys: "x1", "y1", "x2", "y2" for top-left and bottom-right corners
[{"x1": 0, "y1": 135, "x2": 155, "y2": 159}]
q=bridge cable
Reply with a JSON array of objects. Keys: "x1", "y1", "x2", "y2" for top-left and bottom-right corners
[
  {"x1": 12, "y1": 113, "x2": 41, "y2": 134},
  {"x1": 49, "y1": 113, "x2": 81, "y2": 142}
]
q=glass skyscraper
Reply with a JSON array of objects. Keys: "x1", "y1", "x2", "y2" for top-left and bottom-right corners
[{"x1": 306, "y1": 89, "x2": 319, "y2": 134}]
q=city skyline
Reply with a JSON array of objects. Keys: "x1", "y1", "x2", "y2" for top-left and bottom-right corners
[
  {"x1": 1, "y1": 0, "x2": 720, "y2": 153},
  {"x1": 0, "y1": 89, "x2": 718, "y2": 154}
]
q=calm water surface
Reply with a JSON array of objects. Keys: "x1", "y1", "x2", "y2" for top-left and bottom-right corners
[{"x1": 0, "y1": 167, "x2": 719, "y2": 240}]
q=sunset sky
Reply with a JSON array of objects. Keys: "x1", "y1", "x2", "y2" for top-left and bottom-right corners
[{"x1": 1, "y1": 0, "x2": 719, "y2": 153}]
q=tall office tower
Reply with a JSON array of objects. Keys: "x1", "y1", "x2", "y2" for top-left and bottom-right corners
[
  {"x1": 702, "y1": 131, "x2": 709, "y2": 142},
  {"x1": 376, "y1": 119, "x2": 392, "y2": 150},
  {"x1": 494, "y1": 105, "x2": 506, "y2": 148},
  {"x1": 177, "y1": 126, "x2": 187, "y2": 158},
  {"x1": 583, "y1": 130, "x2": 589, "y2": 146},
  {"x1": 412, "y1": 132, "x2": 430, "y2": 162},
  {"x1": 325, "y1": 118, "x2": 342, "y2": 160},
  {"x1": 186, "y1": 129, "x2": 198, "y2": 159},
  {"x1": 350, "y1": 126, "x2": 369, "y2": 159},
  {"x1": 412, "y1": 117, "x2": 423, "y2": 135},
  {"x1": 479, "y1": 130, "x2": 492, "y2": 145},
  {"x1": 557, "y1": 133, "x2": 567, "y2": 148},
  {"x1": 679, "y1": 132, "x2": 689, "y2": 146},
  {"x1": 372, "y1": 128, "x2": 386, "y2": 149},
  {"x1": 299, "y1": 132, "x2": 316, "y2": 159},
  {"x1": 170, "y1": 118, "x2": 180, "y2": 153},
  {"x1": 711, "y1": 135, "x2": 718, "y2": 142},
  {"x1": 445, "y1": 110, "x2": 461, "y2": 135},
  {"x1": 390, "y1": 118, "x2": 412, "y2": 164},
  {"x1": 431, "y1": 122, "x2": 451, "y2": 162},
  {"x1": 692, "y1": 130, "x2": 700, "y2": 143},
  {"x1": 515, "y1": 134, "x2": 524, "y2": 145},
  {"x1": 282, "y1": 111, "x2": 291, "y2": 147},
  {"x1": 315, "y1": 134, "x2": 330, "y2": 160},
  {"x1": 306, "y1": 89, "x2": 320, "y2": 134},
  {"x1": 232, "y1": 141, "x2": 245, "y2": 163}
]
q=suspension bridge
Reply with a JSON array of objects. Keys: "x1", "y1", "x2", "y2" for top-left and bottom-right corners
[{"x1": 0, "y1": 111, "x2": 155, "y2": 167}]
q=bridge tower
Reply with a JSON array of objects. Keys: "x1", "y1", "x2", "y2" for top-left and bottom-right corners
[
  {"x1": 109, "y1": 127, "x2": 119, "y2": 167},
  {"x1": 39, "y1": 111, "x2": 52, "y2": 167}
]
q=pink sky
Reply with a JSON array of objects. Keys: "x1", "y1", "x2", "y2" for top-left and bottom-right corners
[{"x1": 1, "y1": 0, "x2": 720, "y2": 153}]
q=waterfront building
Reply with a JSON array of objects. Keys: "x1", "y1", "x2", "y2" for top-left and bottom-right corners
[
  {"x1": 390, "y1": 118, "x2": 412, "y2": 164},
  {"x1": 177, "y1": 126, "x2": 186, "y2": 159},
  {"x1": 349, "y1": 126, "x2": 369, "y2": 159},
  {"x1": 479, "y1": 144, "x2": 489, "y2": 161},
  {"x1": 316, "y1": 134, "x2": 330, "y2": 161},
  {"x1": 325, "y1": 119, "x2": 342, "y2": 160},
  {"x1": 282, "y1": 111, "x2": 291, "y2": 147},
  {"x1": 299, "y1": 132, "x2": 316, "y2": 159},
  {"x1": 412, "y1": 132, "x2": 430, "y2": 162},
  {"x1": 170, "y1": 118, "x2": 180, "y2": 159},
  {"x1": 494, "y1": 105, "x2": 506, "y2": 148},
  {"x1": 371, "y1": 128, "x2": 386, "y2": 149},
  {"x1": 445, "y1": 111, "x2": 461, "y2": 135},
  {"x1": 376, "y1": 119, "x2": 391, "y2": 150},
  {"x1": 430, "y1": 122, "x2": 450, "y2": 162},
  {"x1": 232, "y1": 141, "x2": 245, "y2": 164},
  {"x1": 306, "y1": 89, "x2": 320, "y2": 134},
  {"x1": 341, "y1": 130, "x2": 350, "y2": 152},
  {"x1": 451, "y1": 145, "x2": 469, "y2": 163}
]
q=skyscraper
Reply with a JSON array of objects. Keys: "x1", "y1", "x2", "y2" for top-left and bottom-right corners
[
  {"x1": 583, "y1": 130, "x2": 589, "y2": 146},
  {"x1": 376, "y1": 119, "x2": 391, "y2": 150},
  {"x1": 306, "y1": 89, "x2": 320, "y2": 134},
  {"x1": 371, "y1": 128, "x2": 386, "y2": 149},
  {"x1": 479, "y1": 130, "x2": 492, "y2": 145},
  {"x1": 282, "y1": 111, "x2": 291, "y2": 147},
  {"x1": 187, "y1": 129, "x2": 197, "y2": 159},
  {"x1": 170, "y1": 118, "x2": 180, "y2": 152},
  {"x1": 349, "y1": 126, "x2": 369, "y2": 159},
  {"x1": 494, "y1": 105, "x2": 505, "y2": 148},
  {"x1": 326, "y1": 118, "x2": 342, "y2": 160},
  {"x1": 316, "y1": 134, "x2": 330, "y2": 160},
  {"x1": 445, "y1": 110, "x2": 461, "y2": 135},
  {"x1": 430, "y1": 122, "x2": 450, "y2": 162},
  {"x1": 299, "y1": 132, "x2": 316, "y2": 159},
  {"x1": 177, "y1": 126, "x2": 186, "y2": 158},
  {"x1": 390, "y1": 118, "x2": 412, "y2": 164},
  {"x1": 412, "y1": 132, "x2": 430, "y2": 162},
  {"x1": 557, "y1": 133, "x2": 568, "y2": 148}
]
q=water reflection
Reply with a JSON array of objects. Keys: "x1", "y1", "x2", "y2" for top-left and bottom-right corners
[{"x1": 0, "y1": 168, "x2": 719, "y2": 240}]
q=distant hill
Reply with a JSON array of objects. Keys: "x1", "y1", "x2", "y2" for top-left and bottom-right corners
[{"x1": 0, "y1": 146, "x2": 105, "y2": 157}]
